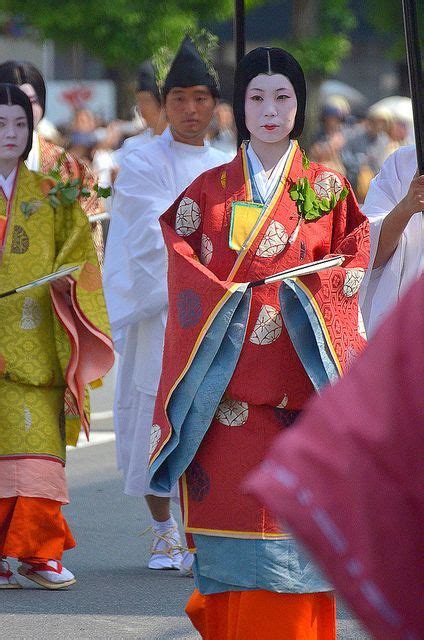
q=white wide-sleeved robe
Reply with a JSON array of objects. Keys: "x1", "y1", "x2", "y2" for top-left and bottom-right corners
[
  {"x1": 104, "y1": 127, "x2": 230, "y2": 496},
  {"x1": 360, "y1": 145, "x2": 423, "y2": 335}
]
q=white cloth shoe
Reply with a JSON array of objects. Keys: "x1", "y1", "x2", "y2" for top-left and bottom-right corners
[
  {"x1": 18, "y1": 560, "x2": 76, "y2": 589},
  {"x1": 148, "y1": 524, "x2": 183, "y2": 570},
  {"x1": 179, "y1": 550, "x2": 194, "y2": 577},
  {"x1": 0, "y1": 559, "x2": 22, "y2": 589}
]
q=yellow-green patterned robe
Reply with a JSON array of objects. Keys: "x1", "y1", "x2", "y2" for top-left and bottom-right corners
[{"x1": 0, "y1": 161, "x2": 113, "y2": 467}]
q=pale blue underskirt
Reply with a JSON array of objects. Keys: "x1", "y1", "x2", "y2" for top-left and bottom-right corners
[{"x1": 192, "y1": 534, "x2": 333, "y2": 595}]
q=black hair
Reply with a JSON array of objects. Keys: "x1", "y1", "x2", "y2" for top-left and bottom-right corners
[
  {"x1": 0, "y1": 83, "x2": 33, "y2": 160},
  {"x1": 233, "y1": 47, "x2": 306, "y2": 141},
  {"x1": 137, "y1": 60, "x2": 161, "y2": 105},
  {"x1": 0, "y1": 60, "x2": 46, "y2": 117}
]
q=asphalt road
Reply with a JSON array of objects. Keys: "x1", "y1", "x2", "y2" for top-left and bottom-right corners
[{"x1": 1, "y1": 429, "x2": 372, "y2": 640}]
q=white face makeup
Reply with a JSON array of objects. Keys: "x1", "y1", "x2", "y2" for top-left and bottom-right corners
[
  {"x1": 20, "y1": 83, "x2": 43, "y2": 127},
  {"x1": 0, "y1": 104, "x2": 29, "y2": 163},
  {"x1": 244, "y1": 73, "x2": 297, "y2": 145}
]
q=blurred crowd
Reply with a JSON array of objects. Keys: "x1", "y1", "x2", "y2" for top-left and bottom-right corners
[
  {"x1": 37, "y1": 100, "x2": 238, "y2": 198},
  {"x1": 309, "y1": 94, "x2": 414, "y2": 202},
  {"x1": 38, "y1": 88, "x2": 414, "y2": 206}
]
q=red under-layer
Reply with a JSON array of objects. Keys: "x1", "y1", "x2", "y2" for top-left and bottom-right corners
[
  {"x1": 186, "y1": 588, "x2": 336, "y2": 639},
  {"x1": 0, "y1": 496, "x2": 75, "y2": 560}
]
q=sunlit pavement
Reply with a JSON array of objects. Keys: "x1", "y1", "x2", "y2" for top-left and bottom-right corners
[{"x1": 1, "y1": 368, "x2": 371, "y2": 639}]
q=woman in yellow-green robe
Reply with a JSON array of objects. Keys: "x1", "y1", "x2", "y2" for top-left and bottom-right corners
[{"x1": 0, "y1": 83, "x2": 114, "y2": 590}]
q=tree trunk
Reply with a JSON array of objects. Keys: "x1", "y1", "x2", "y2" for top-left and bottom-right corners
[
  {"x1": 291, "y1": 0, "x2": 323, "y2": 150},
  {"x1": 107, "y1": 66, "x2": 137, "y2": 120}
]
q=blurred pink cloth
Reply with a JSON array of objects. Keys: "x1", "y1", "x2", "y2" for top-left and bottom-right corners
[
  {"x1": 246, "y1": 275, "x2": 424, "y2": 640},
  {"x1": 0, "y1": 459, "x2": 68, "y2": 503}
]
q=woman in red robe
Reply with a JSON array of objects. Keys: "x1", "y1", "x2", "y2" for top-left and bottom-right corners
[{"x1": 149, "y1": 48, "x2": 370, "y2": 639}]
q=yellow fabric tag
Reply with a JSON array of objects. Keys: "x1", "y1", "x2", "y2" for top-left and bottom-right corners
[
  {"x1": 229, "y1": 201, "x2": 263, "y2": 251},
  {"x1": 89, "y1": 378, "x2": 103, "y2": 389}
]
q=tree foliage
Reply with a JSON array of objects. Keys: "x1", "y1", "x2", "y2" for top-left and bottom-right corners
[
  {"x1": 0, "y1": 0, "x2": 260, "y2": 70},
  {"x1": 2, "y1": 0, "x2": 421, "y2": 82},
  {"x1": 365, "y1": 0, "x2": 424, "y2": 60},
  {"x1": 278, "y1": 0, "x2": 356, "y2": 77}
]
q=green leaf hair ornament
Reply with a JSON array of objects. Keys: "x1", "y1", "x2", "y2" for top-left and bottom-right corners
[
  {"x1": 152, "y1": 46, "x2": 175, "y2": 91},
  {"x1": 21, "y1": 154, "x2": 111, "y2": 215},
  {"x1": 185, "y1": 28, "x2": 220, "y2": 88},
  {"x1": 289, "y1": 177, "x2": 349, "y2": 222}
]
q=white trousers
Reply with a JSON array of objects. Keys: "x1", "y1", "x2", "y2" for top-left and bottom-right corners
[{"x1": 114, "y1": 378, "x2": 178, "y2": 499}]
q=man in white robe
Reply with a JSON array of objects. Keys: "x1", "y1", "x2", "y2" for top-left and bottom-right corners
[
  {"x1": 360, "y1": 145, "x2": 424, "y2": 335},
  {"x1": 103, "y1": 35, "x2": 230, "y2": 571}
]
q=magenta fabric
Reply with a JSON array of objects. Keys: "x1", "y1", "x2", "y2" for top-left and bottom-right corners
[{"x1": 246, "y1": 275, "x2": 424, "y2": 640}]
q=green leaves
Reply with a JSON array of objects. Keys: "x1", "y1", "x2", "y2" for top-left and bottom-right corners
[
  {"x1": 276, "y1": 0, "x2": 355, "y2": 76},
  {"x1": 339, "y1": 186, "x2": 349, "y2": 201},
  {"x1": 0, "y1": 0, "x2": 240, "y2": 70},
  {"x1": 301, "y1": 149, "x2": 310, "y2": 170},
  {"x1": 80, "y1": 187, "x2": 91, "y2": 198},
  {"x1": 289, "y1": 176, "x2": 349, "y2": 223},
  {"x1": 93, "y1": 184, "x2": 112, "y2": 199},
  {"x1": 20, "y1": 166, "x2": 109, "y2": 216},
  {"x1": 58, "y1": 186, "x2": 80, "y2": 205}
]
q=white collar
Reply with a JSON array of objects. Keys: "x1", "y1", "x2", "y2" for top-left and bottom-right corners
[
  {"x1": 247, "y1": 141, "x2": 293, "y2": 202},
  {"x1": 0, "y1": 166, "x2": 18, "y2": 200},
  {"x1": 25, "y1": 131, "x2": 40, "y2": 172},
  {"x1": 162, "y1": 126, "x2": 211, "y2": 154}
]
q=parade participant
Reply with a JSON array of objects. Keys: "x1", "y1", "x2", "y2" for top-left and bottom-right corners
[
  {"x1": 149, "y1": 47, "x2": 369, "y2": 638},
  {"x1": 341, "y1": 104, "x2": 392, "y2": 201},
  {"x1": 0, "y1": 84, "x2": 114, "y2": 589},
  {"x1": 0, "y1": 60, "x2": 104, "y2": 263},
  {"x1": 114, "y1": 60, "x2": 165, "y2": 164},
  {"x1": 247, "y1": 274, "x2": 424, "y2": 640},
  {"x1": 360, "y1": 145, "x2": 424, "y2": 335},
  {"x1": 103, "y1": 35, "x2": 228, "y2": 572}
]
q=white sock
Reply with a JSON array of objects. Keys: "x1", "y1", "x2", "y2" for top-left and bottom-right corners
[{"x1": 151, "y1": 515, "x2": 176, "y2": 534}]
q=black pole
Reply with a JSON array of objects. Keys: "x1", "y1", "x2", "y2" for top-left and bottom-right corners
[
  {"x1": 234, "y1": 0, "x2": 245, "y2": 67},
  {"x1": 234, "y1": 0, "x2": 245, "y2": 146},
  {"x1": 402, "y1": 0, "x2": 424, "y2": 174}
]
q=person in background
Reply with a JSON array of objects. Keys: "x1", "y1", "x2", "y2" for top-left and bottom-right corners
[
  {"x1": 341, "y1": 104, "x2": 392, "y2": 202},
  {"x1": 360, "y1": 145, "x2": 423, "y2": 335},
  {"x1": 309, "y1": 98, "x2": 350, "y2": 175},
  {"x1": 91, "y1": 121, "x2": 122, "y2": 193},
  {"x1": 68, "y1": 108, "x2": 97, "y2": 152},
  {"x1": 0, "y1": 60, "x2": 104, "y2": 264},
  {"x1": 113, "y1": 60, "x2": 165, "y2": 165},
  {"x1": 0, "y1": 84, "x2": 113, "y2": 590},
  {"x1": 103, "y1": 35, "x2": 227, "y2": 574},
  {"x1": 208, "y1": 101, "x2": 237, "y2": 157}
]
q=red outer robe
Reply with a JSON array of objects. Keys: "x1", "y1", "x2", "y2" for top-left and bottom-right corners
[{"x1": 150, "y1": 142, "x2": 369, "y2": 544}]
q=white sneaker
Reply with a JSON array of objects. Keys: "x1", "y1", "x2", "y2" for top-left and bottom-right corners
[
  {"x1": 0, "y1": 559, "x2": 22, "y2": 589},
  {"x1": 148, "y1": 525, "x2": 183, "y2": 570},
  {"x1": 179, "y1": 550, "x2": 194, "y2": 577},
  {"x1": 18, "y1": 560, "x2": 76, "y2": 589}
]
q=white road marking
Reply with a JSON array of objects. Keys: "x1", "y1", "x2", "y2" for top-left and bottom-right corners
[{"x1": 67, "y1": 432, "x2": 115, "y2": 450}]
